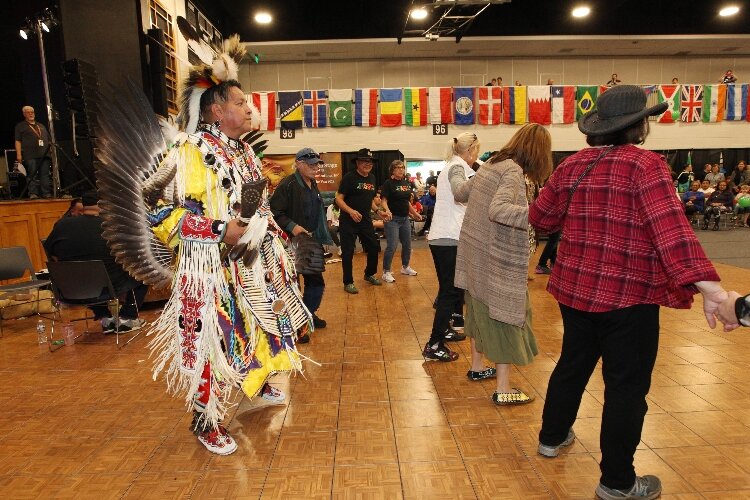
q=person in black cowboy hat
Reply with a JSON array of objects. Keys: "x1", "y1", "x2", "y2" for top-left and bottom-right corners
[
  {"x1": 335, "y1": 148, "x2": 385, "y2": 293},
  {"x1": 529, "y1": 85, "x2": 732, "y2": 500}
]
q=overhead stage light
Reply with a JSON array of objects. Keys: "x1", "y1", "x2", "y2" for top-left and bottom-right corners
[
  {"x1": 41, "y1": 21, "x2": 50, "y2": 32},
  {"x1": 410, "y1": 7, "x2": 429, "y2": 20},
  {"x1": 19, "y1": 28, "x2": 30, "y2": 40},
  {"x1": 255, "y1": 12, "x2": 272, "y2": 24},
  {"x1": 572, "y1": 6, "x2": 591, "y2": 18},
  {"x1": 719, "y1": 5, "x2": 740, "y2": 17}
]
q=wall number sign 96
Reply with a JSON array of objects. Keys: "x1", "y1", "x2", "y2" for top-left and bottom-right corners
[
  {"x1": 432, "y1": 124, "x2": 448, "y2": 135},
  {"x1": 280, "y1": 128, "x2": 296, "y2": 139}
]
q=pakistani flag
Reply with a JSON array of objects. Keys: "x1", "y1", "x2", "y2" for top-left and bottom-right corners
[
  {"x1": 576, "y1": 86, "x2": 598, "y2": 119},
  {"x1": 328, "y1": 89, "x2": 353, "y2": 127}
]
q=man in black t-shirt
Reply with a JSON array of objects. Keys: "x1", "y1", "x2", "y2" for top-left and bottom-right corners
[{"x1": 335, "y1": 148, "x2": 383, "y2": 293}]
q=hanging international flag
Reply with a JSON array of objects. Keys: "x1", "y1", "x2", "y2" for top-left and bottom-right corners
[
  {"x1": 404, "y1": 87, "x2": 428, "y2": 126},
  {"x1": 429, "y1": 87, "x2": 453, "y2": 124},
  {"x1": 453, "y1": 87, "x2": 475, "y2": 125},
  {"x1": 643, "y1": 85, "x2": 659, "y2": 121},
  {"x1": 250, "y1": 91, "x2": 276, "y2": 130},
  {"x1": 328, "y1": 89, "x2": 353, "y2": 127},
  {"x1": 477, "y1": 86, "x2": 502, "y2": 125},
  {"x1": 681, "y1": 85, "x2": 703, "y2": 123},
  {"x1": 576, "y1": 86, "x2": 598, "y2": 119},
  {"x1": 379, "y1": 88, "x2": 403, "y2": 127},
  {"x1": 303, "y1": 90, "x2": 328, "y2": 128},
  {"x1": 599, "y1": 85, "x2": 610, "y2": 95},
  {"x1": 726, "y1": 84, "x2": 748, "y2": 121},
  {"x1": 503, "y1": 86, "x2": 527, "y2": 125},
  {"x1": 702, "y1": 84, "x2": 726, "y2": 123},
  {"x1": 528, "y1": 86, "x2": 551, "y2": 125},
  {"x1": 278, "y1": 91, "x2": 303, "y2": 130},
  {"x1": 354, "y1": 88, "x2": 378, "y2": 127},
  {"x1": 656, "y1": 85, "x2": 681, "y2": 123},
  {"x1": 551, "y1": 86, "x2": 576, "y2": 124}
]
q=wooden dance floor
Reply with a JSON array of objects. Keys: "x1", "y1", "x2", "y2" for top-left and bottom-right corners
[{"x1": 1, "y1": 245, "x2": 750, "y2": 499}]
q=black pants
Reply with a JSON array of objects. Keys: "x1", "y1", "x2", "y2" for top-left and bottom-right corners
[
  {"x1": 301, "y1": 272, "x2": 325, "y2": 314},
  {"x1": 539, "y1": 303, "x2": 659, "y2": 490},
  {"x1": 428, "y1": 244, "x2": 464, "y2": 345},
  {"x1": 537, "y1": 231, "x2": 560, "y2": 267},
  {"x1": 420, "y1": 206, "x2": 434, "y2": 234},
  {"x1": 339, "y1": 216, "x2": 380, "y2": 284},
  {"x1": 90, "y1": 280, "x2": 149, "y2": 320}
]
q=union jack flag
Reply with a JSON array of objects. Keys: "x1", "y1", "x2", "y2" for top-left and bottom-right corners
[
  {"x1": 681, "y1": 85, "x2": 703, "y2": 123},
  {"x1": 303, "y1": 90, "x2": 328, "y2": 128}
]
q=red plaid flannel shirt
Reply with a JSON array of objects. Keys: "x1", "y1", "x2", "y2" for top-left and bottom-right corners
[{"x1": 530, "y1": 145, "x2": 719, "y2": 312}]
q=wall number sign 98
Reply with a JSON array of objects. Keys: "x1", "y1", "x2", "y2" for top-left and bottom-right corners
[{"x1": 280, "y1": 128, "x2": 296, "y2": 139}]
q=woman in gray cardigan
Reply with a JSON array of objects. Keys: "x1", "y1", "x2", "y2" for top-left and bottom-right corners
[{"x1": 454, "y1": 124, "x2": 552, "y2": 405}]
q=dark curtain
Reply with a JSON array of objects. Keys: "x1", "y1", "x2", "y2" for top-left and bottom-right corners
[{"x1": 341, "y1": 149, "x2": 404, "y2": 189}]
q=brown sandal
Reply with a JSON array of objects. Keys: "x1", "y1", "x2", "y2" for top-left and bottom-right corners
[{"x1": 492, "y1": 388, "x2": 535, "y2": 406}]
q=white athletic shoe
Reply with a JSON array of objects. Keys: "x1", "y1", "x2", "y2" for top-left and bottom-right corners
[
  {"x1": 400, "y1": 266, "x2": 418, "y2": 276},
  {"x1": 382, "y1": 271, "x2": 396, "y2": 283}
]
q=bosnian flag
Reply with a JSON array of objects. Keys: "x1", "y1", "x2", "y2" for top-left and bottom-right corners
[
  {"x1": 250, "y1": 91, "x2": 276, "y2": 130},
  {"x1": 726, "y1": 84, "x2": 748, "y2": 121},
  {"x1": 528, "y1": 86, "x2": 551, "y2": 125},
  {"x1": 551, "y1": 86, "x2": 575, "y2": 124},
  {"x1": 477, "y1": 86, "x2": 502, "y2": 125},
  {"x1": 354, "y1": 88, "x2": 378, "y2": 127},
  {"x1": 429, "y1": 87, "x2": 453, "y2": 124}
]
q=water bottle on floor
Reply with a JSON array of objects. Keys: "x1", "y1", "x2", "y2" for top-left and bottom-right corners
[{"x1": 37, "y1": 319, "x2": 47, "y2": 344}]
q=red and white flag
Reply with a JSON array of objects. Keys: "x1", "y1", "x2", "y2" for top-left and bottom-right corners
[
  {"x1": 551, "y1": 86, "x2": 575, "y2": 124},
  {"x1": 250, "y1": 91, "x2": 276, "y2": 130},
  {"x1": 428, "y1": 87, "x2": 453, "y2": 124},
  {"x1": 528, "y1": 86, "x2": 551, "y2": 125},
  {"x1": 477, "y1": 86, "x2": 502, "y2": 125}
]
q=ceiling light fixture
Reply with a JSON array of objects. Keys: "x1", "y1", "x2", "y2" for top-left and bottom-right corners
[
  {"x1": 254, "y1": 12, "x2": 272, "y2": 24},
  {"x1": 719, "y1": 5, "x2": 740, "y2": 16},
  {"x1": 572, "y1": 6, "x2": 591, "y2": 18},
  {"x1": 19, "y1": 28, "x2": 29, "y2": 40},
  {"x1": 410, "y1": 7, "x2": 429, "y2": 20}
]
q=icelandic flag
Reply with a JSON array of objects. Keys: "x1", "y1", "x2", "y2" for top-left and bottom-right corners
[
  {"x1": 725, "y1": 84, "x2": 747, "y2": 121},
  {"x1": 503, "y1": 86, "x2": 527, "y2": 125},
  {"x1": 453, "y1": 87, "x2": 475, "y2": 125},
  {"x1": 354, "y1": 88, "x2": 378, "y2": 127},
  {"x1": 303, "y1": 90, "x2": 328, "y2": 128}
]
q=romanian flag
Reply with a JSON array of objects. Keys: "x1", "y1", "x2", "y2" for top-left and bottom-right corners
[
  {"x1": 503, "y1": 86, "x2": 527, "y2": 125},
  {"x1": 379, "y1": 88, "x2": 403, "y2": 127},
  {"x1": 404, "y1": 87, "x2": 428, "y2": 126}
]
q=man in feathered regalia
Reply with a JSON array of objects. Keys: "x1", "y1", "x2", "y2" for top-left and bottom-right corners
[{"x1": 143, "y1": 37, "x2": 311, "y2": 454}]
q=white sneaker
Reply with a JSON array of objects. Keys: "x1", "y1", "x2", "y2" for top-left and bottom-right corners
[
  {"x1": 337, "y1": 246, "x2": 342, "y2": 256},
  {"x1": 382, "y1": 271, "x2": 396, "y2": 283},
  {"x1": 400, "y1": 266, "x2": 418, "y2": 276},
  {"x1": 261, "y1": 384, "x2": 286, "y2": 403}
]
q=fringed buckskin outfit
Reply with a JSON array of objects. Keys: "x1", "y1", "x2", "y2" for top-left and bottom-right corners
[{"x1": 149, "y1": 122, "x2": 310, "y2": 432}]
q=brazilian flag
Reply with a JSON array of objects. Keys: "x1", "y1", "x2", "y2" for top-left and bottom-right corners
[{"x1": 576, "y1": 86, "x2": 599, "y2": 120}]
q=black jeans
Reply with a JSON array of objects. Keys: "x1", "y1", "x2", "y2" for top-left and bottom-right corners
[
  {"x1": 24, "y1": 156, "x2": 52, "y2": 197},
  {"x1": 339, "y1": 216, "x2": 380, "y2": 284},
  {"x1": 301, "y1": 272, "x2": 325, "y2": 314},
  {"x1": 90, "y1": 281, "x2": 149, "y2": 320},
  {"x1": 539, "y1": 303, "x2": 659, "y2": 490},
  {"x1": 537, "y1": 231, "x2": 560, "y2": 267},
  {"x1": 428, "y1": 244, "x2": 464, "y2": 345}
]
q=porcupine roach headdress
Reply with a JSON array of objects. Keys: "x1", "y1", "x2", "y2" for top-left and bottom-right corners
[{"x1": 176, "y1": 34, "x2": 247, "y2": 134}]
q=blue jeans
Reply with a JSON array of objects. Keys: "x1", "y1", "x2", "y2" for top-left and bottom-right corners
[
  {"x1": 383, "y1": 216, "x2": 412, "y2": 271},
  {"x1": 24, "y1": 156, "x2": 52, "y2": 197}
]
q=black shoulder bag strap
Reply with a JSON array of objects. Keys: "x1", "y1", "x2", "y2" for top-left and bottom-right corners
[{"x1": 560, "y1": 146, "x2": 614, "y2": 237}]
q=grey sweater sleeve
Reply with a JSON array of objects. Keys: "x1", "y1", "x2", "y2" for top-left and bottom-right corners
[{"x1": 448, "y1": 164, "x2": 473, "y2": 202}]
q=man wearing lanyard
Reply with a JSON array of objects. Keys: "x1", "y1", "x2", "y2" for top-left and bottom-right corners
[{"x1": 14, "y1": 106, "x2": 52, "y2": 199}]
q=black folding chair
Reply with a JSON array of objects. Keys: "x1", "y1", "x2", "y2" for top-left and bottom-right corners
[
  {"x1": 0, "y1": 246, "x2": 54, "y2": 338},
  {"x1": 47, "y1": 260, "x2": 142, "y2": 348}
]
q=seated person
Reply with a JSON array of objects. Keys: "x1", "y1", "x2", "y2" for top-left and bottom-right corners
[
  {"x1": 703, "y1": 181, "x2": 733, "y2": 230},
  {"x1": 698, "y1": 179, "x2": 715, "y2": 197},
  {"x1": 370, "y1": 191, "x2": 385, "y2": 233},
  {"x1": 675, "y1": 165, "x2": 694, "y2": 193},
  {"x1": 44, "y1": 190, "x2": 148, "y2": 332},
  {"x1": 733, "y1": 184, "x2": 750, "y2": 227},
  {"x1": 682, "y1": 181, "x2": 705, "y2": 222},
  {"x1": 410, "y1": 192, "x2": 423, "y2": 215},
  {"x1": 705, "y1": 164, "x2": 725, "y2": 188},
  {"x1": 417, "y1": 185, "x2": 436, "y2": 236},
  {"x1": 326, "y1": 201, "x2": 341, "y2": 255}
]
